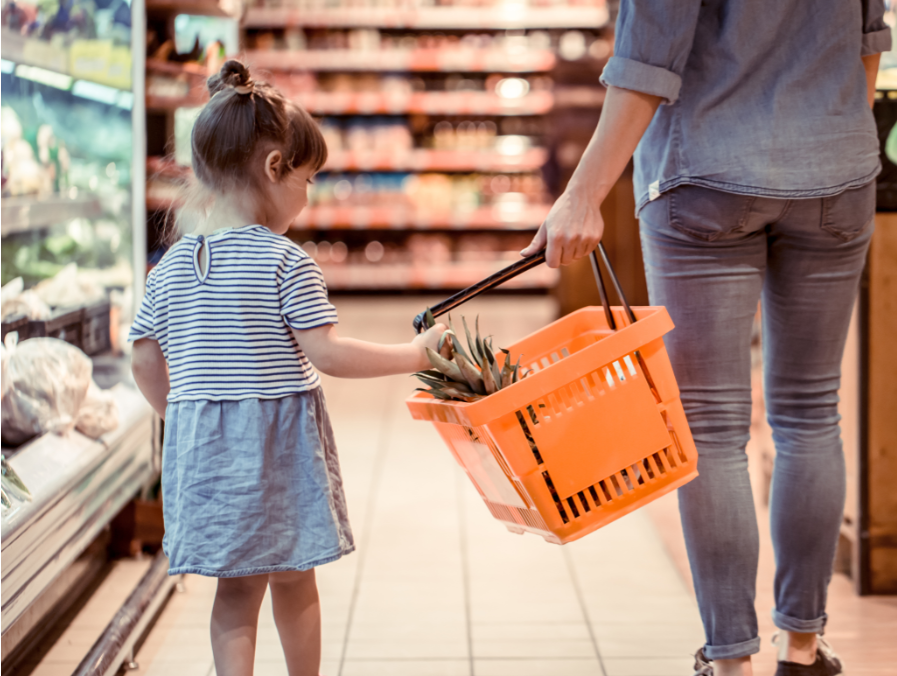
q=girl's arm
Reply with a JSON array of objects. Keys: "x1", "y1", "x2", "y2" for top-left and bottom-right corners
[
  {"x1": 131, "y1": 338, "x2": 170, "y2": 419},
  {"x1": 521, "y1": 86, "x2": 663, "y2": 268},
  {"x1": 292, "y1": 323, "x2": 447, "y2": 378}
]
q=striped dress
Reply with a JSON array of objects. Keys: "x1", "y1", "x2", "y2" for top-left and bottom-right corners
[{"x1": 129, "y1": 224, "x2": 354, "y2": 577}]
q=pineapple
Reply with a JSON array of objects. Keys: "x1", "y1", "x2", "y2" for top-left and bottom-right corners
[{"x1": 414, "y1": 309, "x2": 529, "y2": 403}]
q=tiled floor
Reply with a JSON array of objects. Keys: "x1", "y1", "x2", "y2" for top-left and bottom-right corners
[{"x1": 31, "y1": 296, "x2": 897, "y2": 676}]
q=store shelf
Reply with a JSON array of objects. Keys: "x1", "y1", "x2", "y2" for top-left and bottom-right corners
[
  {"x1": 1, "y1": 29, "x2": 132, "y2": 90},
  {"x1": 319, "y1": 259, "x2": 558, "y2": 290},
  {"x1": 323, "y1": 147, "x2": 547, "y2": 172},
  {"x1": 146, "y1": 93, "x2": 207, "y2": 110},
  {"x1": 290, "y1": 90, "x2": 553, "y2": 115},
  {"x1": 146, "y1": 0, "x2": 242, "y2": 17},
  {"x1": 294, "y1": 203, "x2": 550, "y2": 230},
  {"x1": 244, "y1": 48, "x2": 556, "y2": 73},
  {"x1": 1, "y1": 193, "x2": 104, "y2": 235},
  {"x1": 146, "y1": 58, "x2": 209, "y2": 79},
  {"x1": 244, "y1": 6, "x2": 609, "y2": 30}
]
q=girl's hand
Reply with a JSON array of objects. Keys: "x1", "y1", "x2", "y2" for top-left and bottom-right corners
[{"x1": 412, "y1": 323, "x2": 450, "y2": 370}]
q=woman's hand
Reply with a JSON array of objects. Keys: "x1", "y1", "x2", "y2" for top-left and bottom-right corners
[
  {"x1": 412, "y1": 323, "x2": 451, "y2": 370},
  {"x1": 521, "y1": 189, "x2": 605, "y2": 268}
]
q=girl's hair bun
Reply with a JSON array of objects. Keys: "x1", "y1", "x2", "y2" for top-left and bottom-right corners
[{"x1": 207, "y1": 60, "x2": 253, "y2": 97}]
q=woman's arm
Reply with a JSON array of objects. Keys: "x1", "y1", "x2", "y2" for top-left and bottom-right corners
[
  {"x1": 131, "y1": 338, "x2": 170, "y2": 419},
  {"x1": 292, "y1": 323, "x2": 447, "y2": 378},
  {"x1": 522, "y1": 86, "x2": 662, "y2": 268},
  {"x1": 863, "y1": 53, "x2": 882, "y2": 108}
]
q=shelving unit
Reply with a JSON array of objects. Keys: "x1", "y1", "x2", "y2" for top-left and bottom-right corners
[
  {"x1": 243, "y1": 6, "x2": 609, "y2": 30},
  {"x1": 1, "y1": 193, "x2": 104, "y2": 236},
  {"x1": 244, "y1": 47, "x2": 557, "y2": 72},
  {"x1": 142, "y1": 0, "x2": 241, "y2": 257},
  {"x1": 238, "y1": 0, "x2": 610, "y2": 291}
]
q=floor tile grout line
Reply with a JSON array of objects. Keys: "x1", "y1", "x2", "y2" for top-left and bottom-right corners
[
  {"x1": 457, "y1": 470, "x2": 476, "y2": 676},
  {"x1": 563, "y1": 547, "x2": 609, "y2": 676},
  {"x1": 336, "y1": 381, "x2": 397, "y2": 676}
]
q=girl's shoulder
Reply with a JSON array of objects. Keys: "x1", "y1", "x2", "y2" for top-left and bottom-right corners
[{"x1": 226, "y1": 226, "x2": 311, "y2": 267}]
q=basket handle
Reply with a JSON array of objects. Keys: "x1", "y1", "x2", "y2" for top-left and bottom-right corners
[{"x1": 412, "y1": 242, "x2": 635, "y2": 333}]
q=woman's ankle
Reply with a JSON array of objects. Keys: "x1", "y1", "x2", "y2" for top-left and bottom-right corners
[
  {"x1": 777, "y1": 631, "x2": 818, "y2": 665},
  {"x1": 715, "y1": 656, "x2": 754, "y2": 676}
]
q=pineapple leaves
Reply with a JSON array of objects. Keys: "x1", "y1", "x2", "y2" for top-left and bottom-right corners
[
  {"x1": 462, "y1": 317, "x2": 482, "y2": 368},
  {"x1": 426, "y1": 348, "x2": 464, "y2": 383},
  {"x1": 455, "y1": 353, "x2": 486, "y2": 395},
  {"x1": 424, "y1": 307, "x2": 436, "y2": 330},
  {"x1": 412, "y1": 314, "x2": 529, "y2": 403}
]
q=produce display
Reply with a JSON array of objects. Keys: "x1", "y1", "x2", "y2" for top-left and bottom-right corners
[
  {"x1": 0, "y1": 334, "x2": 118, "y2": 446},
  {"x1": 413, "y1": 311, "x2": 530, "y2": 402}
]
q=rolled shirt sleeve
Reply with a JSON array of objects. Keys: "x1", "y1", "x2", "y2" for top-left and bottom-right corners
[
  {"x1": 600, "y1": 0, "x2": 703, "y2": 105},
  {"x1": 861, "y1": 0, "x2": 892, "y2": 56}
]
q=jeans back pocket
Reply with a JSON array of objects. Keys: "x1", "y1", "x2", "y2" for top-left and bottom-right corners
[
  {"x1": 668, "y1": 185, "x2": 757, "y2": 242},
  {"x1": 820, "y1": 182, "x2": 876, "y2": 242}
]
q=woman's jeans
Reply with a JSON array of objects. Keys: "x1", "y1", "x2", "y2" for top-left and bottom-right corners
[{"x1": 639, "y1": 182, "x2": 875, "y2": 660}]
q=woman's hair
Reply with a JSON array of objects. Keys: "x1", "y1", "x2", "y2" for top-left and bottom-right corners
[{"x1": 170, "y1": 60, "x2": 327, "y2": 240}]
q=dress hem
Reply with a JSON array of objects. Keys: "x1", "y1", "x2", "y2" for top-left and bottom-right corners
[{"x1": 167, "y1": 545, "x2": 355, "y2": 578}]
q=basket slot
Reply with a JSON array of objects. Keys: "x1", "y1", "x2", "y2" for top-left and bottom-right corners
[
  {"x1": 588, "y1": 485, "x2": 604, "y2": 507},
  {"x1": 577, "y1": 491, "x2": 591, "y2": 513},
  {"x1": 542, "y1": 470, "x2": 570, "y2": 524},
  {"x1": 603, "y1": 367, "x2": 616, "y2": 389},
  {"x1": 619, "y1": 469, "x2": 635, "y2": 492},
  {"x1": 661, "y1": 410, "x2": 689, "y2": 464},
  {"x1": 561, "y1": 347, "x2": 571, "y2": 358},
  {"x1": 566, "y1": 497, "x2": 581, "y2": 518},
  {"x1": 515, "y1": 411, "x2": 544, "y2": 465},
  {"x1": 541, "y1": 356, "x2": 552, "y2": 369},
  {"x1": 652, "y1": 451, "x2": 669, "y2": 475},
  {"x1": 629, "y1": 464, "x2": 647, "y2": 486},
  {"x1": 608, "y1": 474, "x2": 625, "y2": 498},
  {"x1": 642, "y1": 457, "x2": 657, "y2": 480},
  {"x1": 663, "y1": 447, "x2": 678, "y2": 469},
  {"x1": 612, "y1": 360, "x2": 627, "y2": 382},
  {"x1": 623, "y1": 355, "x2": 638, "y2": 377}
]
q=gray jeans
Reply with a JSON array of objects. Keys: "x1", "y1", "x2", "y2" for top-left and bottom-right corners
[{"x1": 638, "y1": 182, "x2": 875, "y2": 660}]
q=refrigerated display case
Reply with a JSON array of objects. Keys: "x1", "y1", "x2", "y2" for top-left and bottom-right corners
[{"x1": 0, "y1": 0, "x2": 159, "y2": 661}]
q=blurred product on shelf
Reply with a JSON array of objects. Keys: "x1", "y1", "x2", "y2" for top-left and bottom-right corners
[
  {"x1": 308, "y1": 171, "x2": 547, "y2": 210},
  {"x1": 0, "y1": 334, "x2": 118, "y2": 446},
  {"x1": 1, "y1": 0, "x2": 134, "y2": 89},
  {"x1": 243, "y1": 0, "x2": 609, "y2": 31}
]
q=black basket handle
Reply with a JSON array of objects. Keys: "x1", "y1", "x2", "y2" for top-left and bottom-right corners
[{"x1": 412, "y1": 242, "x2": 635, "y2": 333}]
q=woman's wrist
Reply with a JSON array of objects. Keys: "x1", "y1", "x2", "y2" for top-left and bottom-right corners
[{"x1": 566, "y1": 176, "x2": 613, "y2": 212}]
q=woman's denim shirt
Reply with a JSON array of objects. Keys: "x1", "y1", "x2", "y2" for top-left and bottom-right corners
[{"x1": 601, "y1": 0, "x2": 892, "y2": 214}]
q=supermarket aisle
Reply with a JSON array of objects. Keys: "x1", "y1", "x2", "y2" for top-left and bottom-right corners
[{"x1": 131, "y1": 296, "x2": 705, "y2": 676}]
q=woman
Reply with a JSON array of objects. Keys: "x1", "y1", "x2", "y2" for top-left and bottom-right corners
[{"x1": 521, "y1": 2, "x2": 891, "y2": 675}]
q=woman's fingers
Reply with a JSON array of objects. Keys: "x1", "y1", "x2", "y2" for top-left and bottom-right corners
[
  {"x1": 529, "y1": 192, "x2": 605, "y2": 268},
  {"x1": 521, "y1": 222, "x2": 547, "y2": 257}
]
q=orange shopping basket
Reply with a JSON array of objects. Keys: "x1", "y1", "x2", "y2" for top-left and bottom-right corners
[{"x1": 407, "y1": 244, "x2": 699, "y2": 544}]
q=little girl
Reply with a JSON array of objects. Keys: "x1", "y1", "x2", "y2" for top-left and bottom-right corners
[{"x1": 129, "y1": 60, "x2": 446, "y2": 676}]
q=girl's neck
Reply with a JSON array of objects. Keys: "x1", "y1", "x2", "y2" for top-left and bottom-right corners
[{"x1": 200, "y1": 195, "x2": 267, "y2": 235}]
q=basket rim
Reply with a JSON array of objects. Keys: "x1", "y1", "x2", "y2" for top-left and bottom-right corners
[{"x1": 407, "y1": 304, "x2": 674, "y2": 427}]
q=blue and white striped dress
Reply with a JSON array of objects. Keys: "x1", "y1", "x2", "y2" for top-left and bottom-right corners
[{"x1": 130, "y1": 224, "x2": 354, "y2": 577}]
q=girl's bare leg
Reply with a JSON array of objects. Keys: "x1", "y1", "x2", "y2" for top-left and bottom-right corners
[
  {"x1": 268, "y1": 569, "x2": 321, "y2": 676},
  {"x1": 211, "y1": 574, "x2": 269, "y2": 676}
]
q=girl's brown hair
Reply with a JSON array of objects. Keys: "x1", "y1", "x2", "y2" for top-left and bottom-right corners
[{"x1": 171, "y1": 60, "x2": 327, "y2": 239}]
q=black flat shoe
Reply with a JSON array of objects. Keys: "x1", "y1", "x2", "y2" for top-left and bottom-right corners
[{"x1": 774, "y1": 636, "x2": 843, "y2": 676}]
